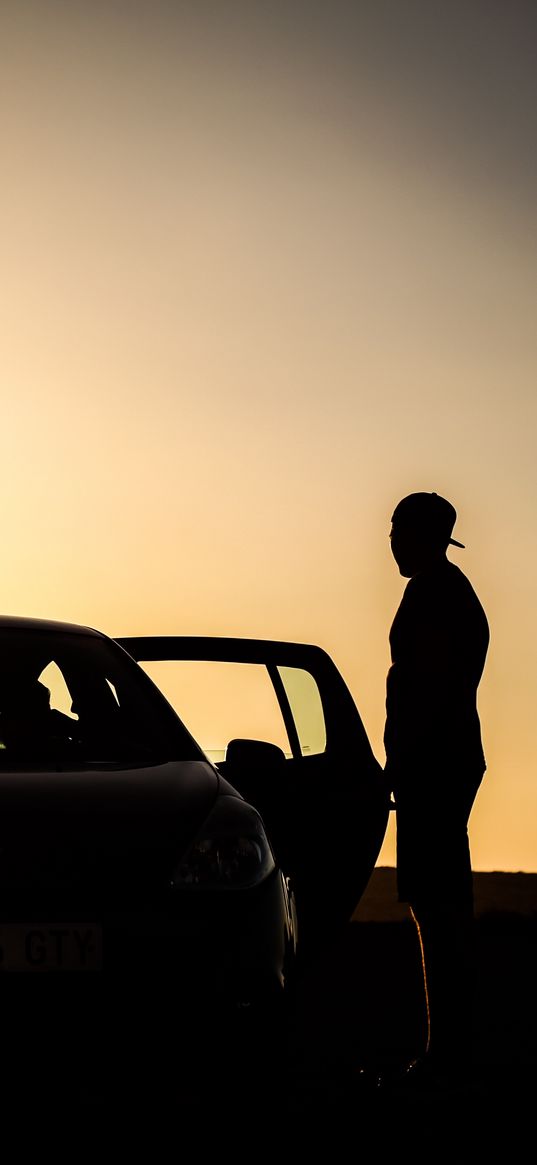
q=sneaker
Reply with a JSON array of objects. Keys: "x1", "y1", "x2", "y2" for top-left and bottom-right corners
[
  {"x1": 378, "y1": 1055, "x2": 473, "y2": 1096},
  {"x1": 353, "y1": 1065, "x2": 384, "y2": 1092}
]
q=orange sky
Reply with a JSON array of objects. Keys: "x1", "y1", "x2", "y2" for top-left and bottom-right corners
[{"x1": 1, "y1": 1, "x2": 536, "y2": 871}]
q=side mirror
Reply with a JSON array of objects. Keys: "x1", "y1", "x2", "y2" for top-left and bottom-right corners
[{"x1": 225, "y1": 738, "x2": 287, "y2": 772}]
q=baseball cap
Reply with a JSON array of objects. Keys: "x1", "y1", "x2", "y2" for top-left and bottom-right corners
[{"x1": 391, "y1": 492, "x2": 465, "y2": 548}]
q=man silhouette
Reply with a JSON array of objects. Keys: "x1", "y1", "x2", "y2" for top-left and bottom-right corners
[{"x1": 384, "y1": 492, "x2": 489, "y2": 1087}]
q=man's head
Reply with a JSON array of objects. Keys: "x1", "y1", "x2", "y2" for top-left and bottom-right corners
[{"x1": 390, "y1": 492, "x2": 464, "y2": 577}]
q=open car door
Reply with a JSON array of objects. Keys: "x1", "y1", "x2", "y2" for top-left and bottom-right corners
[{"x1": 116, "y1": 636, "x2": 389, "y2": 953}]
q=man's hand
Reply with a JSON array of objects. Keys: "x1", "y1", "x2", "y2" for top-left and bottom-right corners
[{"x1": 379, "y1": 767, "x2": 394, "y2": 804}]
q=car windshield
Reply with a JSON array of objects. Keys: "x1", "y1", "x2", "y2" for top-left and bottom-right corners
[{"x1": 0, "y1": 628, "x2": 201, "y2": 768}]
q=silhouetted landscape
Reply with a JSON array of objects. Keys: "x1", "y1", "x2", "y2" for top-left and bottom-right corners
[{"x1": 353, "y1": 865, "x2": 537, "y2": 921}]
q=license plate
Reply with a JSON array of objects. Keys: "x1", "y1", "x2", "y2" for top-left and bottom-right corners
[{"x1": 0, "y1": 925, "x2": 102, "y2": 972}]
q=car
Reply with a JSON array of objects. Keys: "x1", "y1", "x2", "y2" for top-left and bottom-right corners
[{"x1": 0, "y1": 616, "x2": 389, "y2": 1099}]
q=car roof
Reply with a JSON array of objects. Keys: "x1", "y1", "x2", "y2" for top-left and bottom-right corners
[{"x1": 0, "y1": 615, "x2": 104, "y2": 637}]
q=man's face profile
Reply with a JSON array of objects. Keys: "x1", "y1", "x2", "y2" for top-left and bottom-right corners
[
  {"x1": 390, "y1": 521, "x2": 419, "y2": 577},
  {"x1": 390, "y1": 520, "x2": 445, "y2": 578}
]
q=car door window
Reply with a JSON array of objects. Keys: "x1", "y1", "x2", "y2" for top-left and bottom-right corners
[
  {"x1": 135, "y1": 660, "x2": 292, "y2": 762},
  {"x1": 276, "y1": 666, "x2": 327, "y2": 757}
]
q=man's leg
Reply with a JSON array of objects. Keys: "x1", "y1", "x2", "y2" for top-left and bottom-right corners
[{"x1": 409, "y1": 899, "x2": 475, "y2": 1074}]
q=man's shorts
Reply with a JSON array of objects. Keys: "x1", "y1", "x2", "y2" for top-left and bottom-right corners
[{"x1": 394, "y1": 771, "x2": 484, "y2": 909}]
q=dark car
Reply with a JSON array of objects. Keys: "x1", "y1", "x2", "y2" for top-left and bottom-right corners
[{"x1": 0, "y1": 617, "x2": 388, "y2": 1100}]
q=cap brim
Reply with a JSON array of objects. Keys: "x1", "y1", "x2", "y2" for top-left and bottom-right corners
[{"x1": 449, "y1": 538, "x2": 465, "y2": 548}]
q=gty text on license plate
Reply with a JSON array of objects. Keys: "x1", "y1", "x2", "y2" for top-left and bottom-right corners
[{"x1": 0, "y1": 925, "x2": 102, "y2": 971}]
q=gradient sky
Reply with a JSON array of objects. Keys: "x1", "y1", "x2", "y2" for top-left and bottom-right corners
[{"x1": 1, "y1": 1, "x2": 536, "y2": 871}]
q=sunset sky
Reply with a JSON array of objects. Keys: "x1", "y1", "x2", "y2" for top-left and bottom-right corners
[{"x1": 1, "y1": 1, "x2": 536, "y2": 872}]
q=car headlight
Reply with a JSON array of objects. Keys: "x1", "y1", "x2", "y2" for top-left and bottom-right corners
[{"x1": 171, "y1": 795, "x2": 276, "y2": 889}]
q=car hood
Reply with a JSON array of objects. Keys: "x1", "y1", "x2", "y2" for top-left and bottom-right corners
[{"x1": 0, "y1": 760, "x2": 221, "y2": 894}]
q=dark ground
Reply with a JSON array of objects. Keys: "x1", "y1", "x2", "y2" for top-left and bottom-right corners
[
  {"x1": 3, "y1": 875, "x2": 535, "y2": 1148},
  {"x1": 10, "y1": 917, "x2": 534, "y2": 1147},
  {"x1": 287, "y1": 914, "x2": 537, "y2": 1112},
  {"x1": 281, "y1": 873, "x2": 537, "y2": 1145}
]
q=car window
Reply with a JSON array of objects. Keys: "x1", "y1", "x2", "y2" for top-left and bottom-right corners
[
  {"x1": 38, "y1": 660, "x2": 80, "y2": 721},
  {"x1": 276, "y1": 666, "x2": 327, "y2": 757},
  {"x1": 0, "y1": 629, "x2": 200, "y2": 766},
  {"x1": 135, "y1": 660, "x2": 292, "y2": 762}
]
